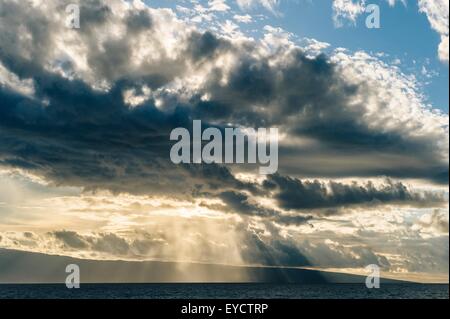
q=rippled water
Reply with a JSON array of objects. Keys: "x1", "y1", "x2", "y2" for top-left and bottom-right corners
[{"x1": 0, "y1": 283, "x2": 448, "y2": 299}]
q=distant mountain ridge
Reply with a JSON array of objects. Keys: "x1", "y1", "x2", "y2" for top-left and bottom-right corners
[{"x1": 0, "y1": 248, "x2": 407, "y2": 284}]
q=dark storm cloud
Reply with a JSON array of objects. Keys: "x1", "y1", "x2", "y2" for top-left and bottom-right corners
[
  {"x1": 187, "y1": 31, "x2": 230, "y2": 62},
  {"x1": 23, "y1": 232, "x2": 34, "y2": 238},
  {"x1": 219, "y1": 191, "x2": 271, "y2": 216},
  {"x1": 90, "y1": 233, "x2": 130, "y2": 255},
  {"x1": 0, "y1": 80, "x2": 182, "y2": 195},
  {"x1": 301, "y1": 240, "x2": 391, "y2": 269},
  {"x1": 51, "y1": 230, "x2": 169, "y2": 256},
  {"x1": 52, "y1": 230, "x2": 89, "y2": 249},
  {"x1": 238, "y1": 222, "x2": 391, "y2": 269},
  {"x1": 186, "y1": 164, "x2": 260, "y2": 195},
  {"x1": 218, "y1": 190, "x2": 313, "y2": 226},
  {"x1": 194, "y1": 48, "x2": 448, "y2": 183},
  {"x1": 0, "y1": 70, "x2": 255, "y2": 197},
  {"x1": 263, "y1": 174, "x2": 446, "y2": 210},
  {"x1": 125, "y1": 8, "x2": 153, "y2": 32},
  {"x1": 0, "y1": 0, "x2": 448, "y2": 213},
  {"x1": 240, "y1": 232, "x2": 311, "y2": 267}
]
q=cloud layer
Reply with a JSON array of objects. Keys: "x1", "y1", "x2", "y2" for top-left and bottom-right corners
[{"x1": 0, "y1": 0, "x2": 448, "y2": 278}]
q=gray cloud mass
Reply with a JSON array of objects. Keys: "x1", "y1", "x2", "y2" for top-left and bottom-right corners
[
  {"x1": 0, "y1": 0, "x2": 447, "y2": 196},
  {"x1": 0, "y1": 0, "x2": 448, "y2": 277}
]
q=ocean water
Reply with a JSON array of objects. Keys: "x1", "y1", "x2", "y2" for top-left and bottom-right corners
[{"x1": 0, "y1": 283, "x2": 448, "y2": 299}]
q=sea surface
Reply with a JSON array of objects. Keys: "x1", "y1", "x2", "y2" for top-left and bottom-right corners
[{"x1": 0, "y1": 283, "x2": 448, "y2": 299}]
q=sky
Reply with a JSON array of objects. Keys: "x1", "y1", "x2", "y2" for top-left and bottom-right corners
[
  {"x1": 149, "y1": 0, "x2": 449, "y2": 110},
  {"x1": 0, "y1": 0, "x2": 448, "y2": 283}
]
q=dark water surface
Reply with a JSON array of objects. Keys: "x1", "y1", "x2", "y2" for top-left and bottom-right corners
[{"x1": 0, "y1": 283, "x2": 448, "y2": 299}]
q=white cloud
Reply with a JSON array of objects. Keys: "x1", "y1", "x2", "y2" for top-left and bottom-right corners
[
  {"x1": 218, "y1": 19, "x2": 242, "y2": 37},
  {"x1": 331, "y1": 49, "x2": 449, "y2": 155},
  {"x1": 236, "y1": 0, "x2": 279, "y2": 13},
  {"x1": 301, "y1": 38, "x2": 331, "y2": 56},
  {"x1": 332, "y1": 0, "x2": 409, "y2": 27},
  {"x1": 418, "y1": 0, "x2": 449, "y2": 63},
  {"x1": 332, "y1": 0, "x2": 366, "y2": 27},
  {"x1": 208, "y1": 0, "x2": 230, "y2": 12},
  {"x1": 233, "y1": 14, "x2": 253, "y2": 23}
]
